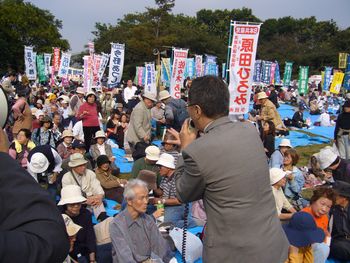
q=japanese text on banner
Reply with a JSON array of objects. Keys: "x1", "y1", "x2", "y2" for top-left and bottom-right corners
[
  {"x1": 343, "y1": 55, "x2": 350, "y2": 90},
  {"x1": 330, "y1": 72, "x2": 345, "y2": 94},
  {"x1": 24, "y1": 46, "x2": 37, "y2": 80},
  {"x1": 145, "y1": 63, "x2": 157, "y2": 95},
  {"x1": 228, "y1": 24, "x2": 261, "y2": 115},
  {"x1": 52, "y1": 47, "x2": 60, "y2": 72},
  {"x1": 108, "y1": 43, "x2": 125, "y2": 88},
  {"x1": 283, "y1": 62, "x2": 293, "y2": 86},
  {"x1": 170, "y1": 48, "x2": 188, "y2": 99},
  {"x1": 298, "y1": 66, "x2": 309, "y2": 95},
  {"x1": 323, "y1": 67, "x2": 333, "y2": 91},
  {"x1": 57, "y1": 52, "x2": 71, "y2": 78}
]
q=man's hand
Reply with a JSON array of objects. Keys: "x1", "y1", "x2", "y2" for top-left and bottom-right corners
[
  {"x1": 179, "y1": 118, "x2": 197, "y2": 150},
  {"x1": 0, "y1": 129, "x2": 9, "y2": 153},
  {"x1": 166, "y1": 128, "x2": 181, "y2": 146},
  {"x1": 143, "y1": 134, "x2": 150, "y2": 143},
  {"x1": 152, "y1": 208, "x2": 164, "y2": 219}
]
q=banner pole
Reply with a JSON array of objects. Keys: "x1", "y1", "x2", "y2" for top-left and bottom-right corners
[{"x1": 225, "y1": 20, "x2": 234, "y2": 82}]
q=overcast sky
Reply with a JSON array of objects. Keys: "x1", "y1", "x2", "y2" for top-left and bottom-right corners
[{"x1": 28, "y1": 0, "x2": 350, "y2": 53}]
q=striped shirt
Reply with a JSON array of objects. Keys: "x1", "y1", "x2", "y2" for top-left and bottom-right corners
[{"x1": 160, "y1": 174, "x2": 177, "y2": 199}]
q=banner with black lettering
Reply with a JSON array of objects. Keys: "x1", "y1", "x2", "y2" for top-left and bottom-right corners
[
  {"x1": 108, "y1": 43, "x2": 125, "y2": 88},
  {"x1": 57, "y1": 52, "x2": 71, "y2": 78},
  {"x1": 170, "y1": 48, "x2": 188, "y2": 99},
  {"x1": 145, "y1": 62, "x2": 157, "y2": 95},
  {"x1": 24, "y1": 46, "x2": 37, "y2": 80}
]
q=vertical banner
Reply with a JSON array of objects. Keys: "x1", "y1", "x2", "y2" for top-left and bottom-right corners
[
  {"x1": 137, "y1": 67, "x2": 145, "y2": 86},
  {"x1": 44, "y1": 53, "x2": 51, "y2": 77},
  {"x1": 222, "y1": 63, "x2": 226, "y2": 79},
  {"x1": 186, "y1": 58, "x2": 195, "y2": 79},
  {"x1": 195, "y1": 55, "x2": 203, "y2": 77},
  {"x1": 228, "y1": 23, "x2": 261, "y2": 114},
  {"x1": 161, "y1": 58, "x2": 171, "y2": 87},
  {"x1": 108, "y1": 43, "x2": 125, "y2": 88},
  {"x1": 339, "y1": 53, "x2": 348, "y2": 69},
  {"x1": 97, "y1": 52, "x2": 110, "y2": 82},
  {"x1": 323, "y1": 67, "x2": 333, "y2": 91},
  {"x1": 170, "y1": 48, "x2": 188, "y2": 99},
  {"x1": 92, "y1": 54, "x2": 102, "y2": 86},
  {"x1": 88, "y1": 42, "x2": 95, "y2": 55},
  {"x1": 24, "y1": 46, "x2": 37, "y2": 80},
  {"x1": 330, "y1": 72, "x2": 345, "y2": 94},
  {"x1": 298, "y1": 66, "x2": 309, "y2": 95},
  {"x1": 83, "y1": 56, "x2": 91, "y2": 92},
  {"x1": 274, "y1": 62, "x2": 281, "y2": 85},
  {"x1": 36, "y1": 54, "x2": 47, "y2": 82},
  {"x1": 52, "y1": 47, "x2": 61, "y2": 72},
  {"x1": 269, "y1": 62, "x2": 276, "y2": 84},
  {"x1": 321, "y1": 71, "x2": 325, "y2": 88},
  {"x1": 283, "y1": 62, "x2": 293, "y2": 86},
  {"x1": 253, "y1": 60, "x2": 262, "y2": 82},
  {"x1": 145, "y1": 63, "x2": 157, "y2": 95},
  {"x1": 261, "y1": 60, "x2": 272, "y2": 84},
  {"x1": 343, "y1": 55, "x2": 350, "y2": 90},
  {"x1": 57, "y1": 52, "x2": 71, "y2": 78}
]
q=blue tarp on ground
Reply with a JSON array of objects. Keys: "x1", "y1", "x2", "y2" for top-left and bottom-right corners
[{"x1": 112, "y1": 148, "x2": 133, "y2": 174}]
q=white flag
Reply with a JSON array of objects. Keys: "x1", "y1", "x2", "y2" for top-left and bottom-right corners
[
  {"x1": 24, "y1": 46, "x2": 37, "y2": 80},
  {"x1": 170, "y1": 48, "x2": 188, "y2": 99},
  {"x1": 44, "y1": 53, "x2": 52, "y2": 77},
  {"x1": 57, "y1": 52, "x2": 71, "y2": 78},
  {"x1": 108, "y1": 43, "x2": 125, "y2": 87},
  {"x1": 145, "y1": 63, "x2": 157, "y2": 96}
]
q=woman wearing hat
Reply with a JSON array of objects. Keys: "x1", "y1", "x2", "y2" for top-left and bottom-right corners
[
  {"x1": 57, "y1": 129, "x2": 75, "y2": 159},
  {"x1": 31, "y1": 116, "x2": 55, "y2": 147},
  {"x1": 270, "y1": 168, "x2": 297, "y2": 220},
  {"x1": 77, "y1": 91, "x2": 100, "y2": 151},
  {"x1": 94, "y1": 155, "x2": 126, "y2": 203},
  {"x1": 59, "y1": 185, "x2": 97, "y2": 263},
  {"x1": 283, "y1": 212, "x2": 325, "y2": 263},
  {"x1": 270, "y1": 139, "x2": 293, "y2": 168},
  {"x1": 90, "y1": 130, "x2": 117, "y2": 170},
  {"x1": 62, "y1": 214, "x2": 82, "y2": 263},
  {"x1": 334, "y1": 100, "x2": 350, "y2": 159},
  {"x1": 9, "y1": 128, "x2": 36, "y2": 169}
]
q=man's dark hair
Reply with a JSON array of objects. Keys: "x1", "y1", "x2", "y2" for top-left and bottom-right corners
[
  {"x1": 8, "y1": 71, "x2": 16, "y2": 77},
  {"x1": 188, "y1": 76, "x2": 229, "y2": 118},
  {"x1": 310, "y1": 187, "x2": 337, "y2": 205}
]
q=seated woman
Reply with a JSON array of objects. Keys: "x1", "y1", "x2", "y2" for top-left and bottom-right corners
[
  {"x1": 292, "y1": 105, "x2": 309, "y2": 128},
  {"x1": 106, "y1": 112, "x2": 129, "y2": 149},
  {"x1": 94, "y1": 155, "x2": 127, "y2": 204},
  {"x1": 282, "y1": 148, "x2": 306, "y2": 209},
  {"x1": 283, "y1": 212, "x2": 325, "y2": 263},
  {"x1": 56, "y1": 129, "x2": 74, "y2": 160},
  {"x1": 90, "y1": 130, "x2": 117, "y2": 170},
  {"x1": 58, "y1": 185, "x2": 97, "y2": 263},
  {"x1": 301, "y1": 187, "x2": 336, "y2": 263},
  {"x1": 270, "y1": 168, "x2": 297, "y2": 220},
  {"x1": 9, "y1": 128, "x2": 36, "y2": 169},
  {"x1": 31, "y1": 116, "x2": 55, "y2": 147},
  {"x1": 106, "y1": 111, "x2": 120, "y2": 142},
  {"x1": 260, "y1": 120, "x2": 275, "y2": 159}
]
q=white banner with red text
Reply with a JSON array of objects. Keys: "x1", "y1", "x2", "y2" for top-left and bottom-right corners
[{"x1": 170, "y1": 48, "x2": 188, "y2": 99}]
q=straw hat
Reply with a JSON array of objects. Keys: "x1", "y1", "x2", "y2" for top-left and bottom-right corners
[
  {"x1": 158, "y1": 90, "x2": 171, "y2": 101},
  {"x1": 318, "y1": 148, "x2": 338, "y2": 170},
  {"x1": 68, "y1": 153, "x2": 88, "y2": 168},
  {"x1": 94, "y1": 130, "x2": 106, "y2": 139},
  {"x1": 257, "y1": 92, "x2": 268, "y2": 100},
  {"x1": 86, "y1": 91, "x2": 96, "y2": 99},
  {"x1": 145, "y1": 146, "x2": 160, "y2": 161},
  {"x1": 76, "y1": 87, "x2": 85, "y2": 95},
  {"x1": 142, "y1": 92, "x2": 157, "y2": 102},
  {"x1": 62, "y1": 129, "x2": 74, "y2": 139},
  {"x1": 269, "y1": 168, "x2": 286, "y2": 185},
  {"x1": 58, "y1": 185, "x2": 87, "y2": 206},
  {"x1": 156, "y1": 153, "x2": 175, "y2": 169},
  {"x1": 28, "y1": 153, "x2": 49, "y2": 173},
  {"x1": 279, "y1": 139, "x2": 292, "y2": 148},
  {"x1": 61, "y1": 214, "x2": 82, "y2": 236}
]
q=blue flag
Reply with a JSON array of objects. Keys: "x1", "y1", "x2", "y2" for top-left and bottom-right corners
[
  {"x1": 323, "y1": 67, "x2": 333, "y2": 91},
  {"x1": 344, "y1": 55, "x2": 350, "y2": 90}
]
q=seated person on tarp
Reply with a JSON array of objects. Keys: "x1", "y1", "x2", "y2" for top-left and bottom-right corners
[
  {"x1": 131, "y1": 145, "x2": 161, "y2": 185},
  {"x1": 329, "y1": 181, "x2": 350, "y2": 261},
  {"x1": 94, "y1": 155, "x2": 126, "y2": 204},
  {"x1": 62, "y1": 153, "x2": 108, "y2": 222},
  {"x1": 152, "y1": 153, "x2": 196, "y2": 228},
  {"x1": 56, "y1": 129, "x2": 74, "y2": 160},
  {"x1": 309, "y1": 99, "x2": 321, "y2": 115},
  {"x1": 317, "y1": 148, "x2": 350, "y2": 184},
  {"x1": 316, "y1": 108, "x2": 334, "y2": 127},
  {"x1": 110, "y1": 179, "x2": 172, "y2": 262},
  {"x1": 283, "y1": 212, "x2": 325, "y2": 263},
  {"x1": 291, "y1": 105, "x2": 309, "y2": 128},
  {"x1": 270, "y1": 168, "x2": 297, "y2": 220},
  {"x1": 301, "y1": 187, "x2": 337, "y2": 263},
  {"x1": 270, "y1": 139, "x2": 293, "y2": 169},
  {"x1": 59, "y1": 185, "x2": 98, "y2": 263},
  {"x1": 90, "y1": 130, "x2": 117, "y2": 170}
]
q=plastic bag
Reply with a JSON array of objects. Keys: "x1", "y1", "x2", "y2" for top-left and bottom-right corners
[{"x1": 169, "y1": 227, "x2": 202, "y2": 263}]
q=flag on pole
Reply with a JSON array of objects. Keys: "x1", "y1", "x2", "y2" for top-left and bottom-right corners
[
  {"x1": 298, "y1": 66, "x2": 309, "y2": 95},
  {"x1": 108, "y1": 43, "x2": 125, "y2": 88},
  {"x1": 24, "y1": 46, "x2": 37, "y2": 80},
  {"x1": 170, "y1": 48, "x2": 188, "y2": 99}
]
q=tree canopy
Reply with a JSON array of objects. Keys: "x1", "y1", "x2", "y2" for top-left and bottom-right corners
[
  {"x1": 0, "y1": 0, "x2": 69, "y2": 73},
  {"x1": 92, "y1": 1, "x2": 350, "y2": 78}
]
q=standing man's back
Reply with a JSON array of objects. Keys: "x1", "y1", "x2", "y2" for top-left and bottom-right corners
[{"x1": 175, "y1": 76, "x2": 289, "y2": 262}]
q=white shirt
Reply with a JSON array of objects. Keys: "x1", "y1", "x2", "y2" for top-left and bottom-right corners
[
  {"x1": 319, "y1": 112, "x2": 331, "y2": 127},
  {"x1": 72, "y1": 121, "x2": 84, "y2": 141},
  {"x1": 97, "y1": 143, "x2": 106, "y2": 155},
  {"x1": 123, "y1": 86, "x2": 137, "y2": 103}
]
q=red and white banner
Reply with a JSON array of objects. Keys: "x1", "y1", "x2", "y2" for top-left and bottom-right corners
[
  {"x1": 92, "y1": 54, "x2": 102, "y2": 86},
  {"x1": 52, "y1": 47, "x2": 61, "y2": 72},
  {"x1": 195, "y1": 55, "x2": 203, "y2": 77},
  {"x1": 228, "y1": 23, "x2": 261, "y2": 114},
  {"x1": 83, "y1": 55, "x2": 92, "y2": 92},
  {"x1": 170, "y1": 48, "x2": 188, "y2": 99}
]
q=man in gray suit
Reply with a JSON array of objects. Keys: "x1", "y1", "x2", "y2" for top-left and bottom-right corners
[{"x1": 175, "y1": 76, "x2": 289, "y2": 262}]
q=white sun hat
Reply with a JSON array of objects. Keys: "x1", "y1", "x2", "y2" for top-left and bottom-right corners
[
  {"x1": 156, "y1": 153, "x2": 175, "y2": 169},
  {"x1": 58, "y1": 185, "x2": 87, "y2": 206}
]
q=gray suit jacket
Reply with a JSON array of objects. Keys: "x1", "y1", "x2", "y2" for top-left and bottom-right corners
[
  {"x1": 175, "y1": 116, "x2": 289, "y2": 263},
  {"x1": 126, "y1": 100, "x2": 152, "y2": 145}
]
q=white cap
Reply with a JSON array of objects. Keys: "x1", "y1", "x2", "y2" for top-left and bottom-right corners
[
  {"x1": 28, "y1": 153, "x2": 49, "y2": 173},
  {"x1": 58, "y1": 185, "x2": 87, "y2": 206},
  {"x1": 318, "y1": 148, "x2": 338, "y2": 170},
  {"x1": 34, "y1": 110, "x2": 44, "y2": 119},
  {"x1": 270, "y1": 168, "x2": 286, "y2": 185},
  {"x1": 158, "y1": 90, "x2": 171, "y2": 101},
  {"x1": 279, "y1": 139, "x2": 292, "y2": 148},
  {"x1": 156, "y1": 153, "x2": 175, "y2": 169},
  {"x1": 145, "y1": 146, "x2": 160, "y2": 161},
  {"x1": 94, "y1": 130, "x2": 106, "y2": 139}
]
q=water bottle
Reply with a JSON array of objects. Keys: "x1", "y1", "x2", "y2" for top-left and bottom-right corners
[{"x1": 156, "y1": 200, "x2": 164, "y2": 223}]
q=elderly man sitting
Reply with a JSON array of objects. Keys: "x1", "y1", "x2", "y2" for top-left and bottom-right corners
[
  {"x1": 109, "y1": 179, "x2": 172, "y2": 263},
  {"x1": 62, "y1": 153, "x2": 108, "y2": 222}
]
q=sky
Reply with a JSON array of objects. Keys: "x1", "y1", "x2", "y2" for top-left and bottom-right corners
[{"x1": 28, "y1": 0, "x2": 350, "y2": 53}]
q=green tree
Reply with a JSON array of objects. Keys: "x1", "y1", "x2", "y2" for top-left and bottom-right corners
[{"x1": 0, "y1": 0, "x2": 69, "y2": 73}]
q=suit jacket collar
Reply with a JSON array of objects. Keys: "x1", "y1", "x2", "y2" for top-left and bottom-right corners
[{"x1": 204, "y1": 116, "x2": 232, "y2": 133}]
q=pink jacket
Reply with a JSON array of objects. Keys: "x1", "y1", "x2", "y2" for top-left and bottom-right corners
[{"x1": 77, "y1": 102, "x2": 99, "y2": 127}]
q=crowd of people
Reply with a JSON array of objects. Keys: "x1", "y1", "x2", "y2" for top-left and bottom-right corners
[{"x1": 1, "y1": 71, "x2": 350, "y2": 263}]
